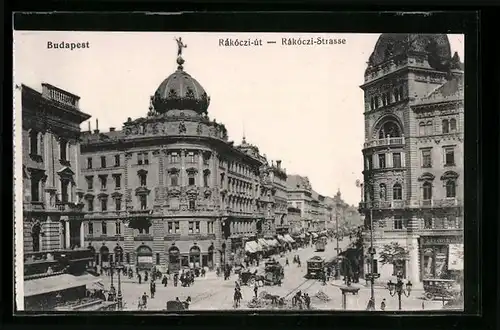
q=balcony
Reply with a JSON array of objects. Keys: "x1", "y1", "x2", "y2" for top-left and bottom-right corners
[
  {"x1": 23, "y1": 201, "x2": 46, "y2": 212},
  {"x1": 418, "y1": 218, "x2": 463, "y2": 236},
  {"x1": 56, "y1": 202, "x2": 86, "y2": 213},
  {"x1": 164, "y1": 233, "x2": 181, "y2": 241},
  {"x1": 134, "y1": 234, "x2": 154, "y2": 241},
  {"x1": 358, "y1": 200, "x2": 408, "y2": 210},
  {"x1": 359, "y1": 198, "x2": 461, "y2": 211},
  {"x1": 363, "y1": 136, "x2": 405, "y2": 149}
]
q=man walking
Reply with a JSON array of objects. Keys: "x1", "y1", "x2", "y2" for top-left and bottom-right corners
[{"x1": 253, "y1": 283, "x2": 259, "y2": 299}]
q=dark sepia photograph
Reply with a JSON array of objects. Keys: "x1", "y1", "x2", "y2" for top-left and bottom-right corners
[{"x1": 13, "y1": 30, "x2": 464, "y2": 312}]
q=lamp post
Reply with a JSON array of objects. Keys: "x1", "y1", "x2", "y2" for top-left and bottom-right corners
[
  {"x1": 387, "y1": 277, "x2": 412, "y2": 310},
  {"x1": 114, "y1": 244, "x2": 124, "y2": 310},
  {"x1": 334, "y1": 204, "x2": 341, "y2": 280}
]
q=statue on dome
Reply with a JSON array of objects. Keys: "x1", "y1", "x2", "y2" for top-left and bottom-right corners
[
  {"x1": 176, "y1": 37, "x2": 187, "y2": 57},
  {"x1": 179, "y1": 121, "x2": 187, "y2": 134}
]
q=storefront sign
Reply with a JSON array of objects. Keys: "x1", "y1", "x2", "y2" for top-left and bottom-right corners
[
  {"x1": 421, "y1": 236, "x2": 462, "y2": 246},
  {"x1": 448, "y1": 243, "x2": 464, "y2": 270},
  {"x1": 138, "y1": 256, "x2": 153, "y2": 264}
]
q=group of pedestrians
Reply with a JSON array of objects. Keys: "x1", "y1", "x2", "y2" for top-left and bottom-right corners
[{"x1": 291, "y1": 290, "x2": 311, "y2": 309}]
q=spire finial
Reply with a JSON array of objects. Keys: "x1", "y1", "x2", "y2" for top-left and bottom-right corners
[{"x1": 175, "y1": 37, "x2": 187, "y2": 70}]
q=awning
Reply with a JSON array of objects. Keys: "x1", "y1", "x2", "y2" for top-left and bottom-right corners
[
  {"x1": 258, "y1": 238, "x2": 270, "y2": 249},
  {"x1": 24, "y1": 273, "x2": 102, "y2": 297},
  {"x1": 284, "y1": 234, "x2": 296, "y2": 243},
  {"x1": 276, "y1": 235, "x2": 287, "y2": 243},
  {"x1": 245, "y1": 241, "x2": 261, "y2": 253},
  {"x1": 312, "y1": 233, "x2": 319, "y2": 238},
  {"x1": 266, "y1": 239, "x2": 279, "y2": 247}
]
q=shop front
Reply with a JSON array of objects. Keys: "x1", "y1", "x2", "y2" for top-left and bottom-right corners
[
  {"x1": 202, "y1": 244, "x2": 215, "y2": 270},
  {"x1": 420, "y1": 235, "x2": 463, "y2": 281},
  {"x1": 136, "y1": 244, "x2": 153, "y2": 271},
  {"x1": 189, "y1": 245, "x2": 201, "y2": 269},
  {"x1": 230, "y1": 237, "x2": 244, "y2": 265},
  {"x1": 99, "y1": 245, "x2": 110, "y2": 270},
  {"x1": 168, "y1": 245, "x2": 181, "y2": 273}
]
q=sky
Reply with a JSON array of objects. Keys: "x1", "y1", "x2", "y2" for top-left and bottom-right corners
[{"x1": 13, "y1": 32, "x2": 464, "y2": 205}]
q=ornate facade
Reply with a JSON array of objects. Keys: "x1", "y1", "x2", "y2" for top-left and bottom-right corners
[
  {"x1": 79, "y1": 51, "x2": 288, "y2": 271},
  {"x1": 359, "y1": 34, "x2": 464, "y2": 283},
  {"x1": 21, "y1": 83, "x2": 91, "y2": 254}
]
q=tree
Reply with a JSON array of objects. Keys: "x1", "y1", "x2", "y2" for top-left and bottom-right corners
[{"x1": 378, "y1": 242, "x2": 409, "y2": 275}]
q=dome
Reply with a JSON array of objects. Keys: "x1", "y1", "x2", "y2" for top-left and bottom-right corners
[
  {"x1": 367, "y1": 34, "x2": 452, "y2": 70},
  {"x1": 152, "y1": 63, "x2": 210, "y2": 114}
]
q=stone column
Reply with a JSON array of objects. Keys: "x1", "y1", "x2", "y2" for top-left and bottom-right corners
[
  {"x1": 65, "y1": 220, "x2": 70, "y2": 249},
  {"x1": 408, "y1": 236, "x2": 420, "y2": 284},
  {"x1": 198, "y1": 152, "x2": 204, "y2": 187},
  {"x1": 80, "y1": 221, "x2": 85, "y2": 248}
]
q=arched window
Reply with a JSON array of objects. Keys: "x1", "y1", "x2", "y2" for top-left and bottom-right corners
[
  {"x1": 379, "y1": 184, "x2": 387, "y2": 201},
  {"x1": 189, "y1": 245, "x2": 201, "y2": 267},
  {"x1": 374, "y1": 96, "x2": 379, "y2": 109},
  {"x1": 188, "y1": 173, "x2": 196, "y2": 186},
  {"x1": 419, "y1": 122, "x2": 425, "y2": 136},
  {"x1": 423, "y1": 182, "x2": 433, "y2": 200},
  {"x1": 394, "y1": 88, "x2": 399, "y2": 102},
  {"x1": 442, "y1": 119, "x2": 449, "y2": 134},
  {"x1": 378, "y1": 121, "x2": 401, "y2": 139},
  {"x1": 425, "y1": 121, "x2": 433, "y2": 135},
  {"x1": 170, "y1": 173, "x2": 178, "y2": 186},
  {"x1": 399, "y1": 86, "x2": 404, "y2": 100},
  {"x1": 29, "y1": 130, "x2": 39, "y2": 155},
  {"x1": 445, "y1": 180, "x2": 456, "y2": 198},
  {"x1": 393, "y1": 183, "x2": 402, "y2": 200},
  {"x1": 450, "y1": 118, "x2": 457, "y2": 132},
  {"x1": 203, "y1": 170, "x2": 210, "y2": 187}
]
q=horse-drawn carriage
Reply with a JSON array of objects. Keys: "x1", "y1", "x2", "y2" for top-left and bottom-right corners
[
  {"x1": 238, "y1": 269, "x2": 259, "y2": 286},
  {"x1": 261, "y1": 260, "x2": 284, "y2": 286}
]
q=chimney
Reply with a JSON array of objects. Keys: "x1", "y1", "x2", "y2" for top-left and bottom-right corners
[
  {"x1": 93, "y1": 118, "x2": 100, "y2": 134},
  {"x1": 109, "y1": 127, "x2": 116, "y2": 132},
  {"x1": 276, "y1": 160, "x2": 282, "y2": 169}
]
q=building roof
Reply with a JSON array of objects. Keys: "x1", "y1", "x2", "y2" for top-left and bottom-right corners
[
  {"x1": 367, "y1": 34, "x2": 451, "y2": 70},
  {"x1": 415, "y1": 75, "x2": 464, "y2": 106},
  {"x1": 152, "y1": 57, "x2": 210, "y2": 114},
  {"x1": 287, "y1": 174, "x2": 312, "y2": 191}
]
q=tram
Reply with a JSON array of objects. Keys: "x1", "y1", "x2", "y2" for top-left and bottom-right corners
[{"x1": 315, "y1": 236, "x2": 327, "y2": 252}]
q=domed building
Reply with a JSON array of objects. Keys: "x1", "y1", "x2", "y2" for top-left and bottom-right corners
[
  {"x1": 79, "y1": 50, "x2": 288, "y2": 272},
  {"x1": 359, "y1": 34, "x2": 464, "y2": 284}
]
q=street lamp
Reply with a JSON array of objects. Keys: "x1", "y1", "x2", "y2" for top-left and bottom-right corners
[
  {"x1": 334, "y1": 204, "x2": 341, "y2": 280},
  {"x1": 387, "y1": 277, "x2": 412, "y2": 310},
  {"x1": 114, "y1": 243, "x2": 124, "y2": 310}
]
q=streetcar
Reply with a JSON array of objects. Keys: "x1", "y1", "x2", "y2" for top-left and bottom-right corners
[
  {"x1": 306, "y1": 256, "x2": 325, "y2": 279},
  {"x1": 315, "y1": 236, "x2": 327, "y2": 252}
]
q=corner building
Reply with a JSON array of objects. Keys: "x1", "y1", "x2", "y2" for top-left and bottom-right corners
[
  {"x1": 80, "y1": 54, "x2": 285, "y2": 272},
  {"x1": 359, "y1": 34, "x2": 464, "y2": 284},
  {"x1": 21, "y1": 83, "x2": 91, "y2": 254}
]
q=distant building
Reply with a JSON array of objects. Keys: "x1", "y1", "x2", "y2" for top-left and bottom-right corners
[
  {"x1": 21, "y1": 83, "x2": 91, "y2": 253},
  {"x1": 359, "y1": 34, "x2": 464, "y2": 283},
  {"x1": 287, "y1": 207, "x2": 302, "y2": 234}
]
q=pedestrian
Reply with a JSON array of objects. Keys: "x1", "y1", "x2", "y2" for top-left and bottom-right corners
[
  {"x1": 380, "y1": 298, "x2": 386, "y2": 311},
  {"x1": 144, "y1": 271, "x2": 148, "y2": 282},
  {"x1": 150, "y1": 281, "x2": 156, "y2": 299},
  {"x1": 138, "y1": 273, "x2": 142, "y2": 284},
  {"x1": 253, "y1": 283, "x2": 258, "y2": 298},
  {"x1": 234, "y1": 288, "x2": 242, "y2": 308},
  {"x1": 174, "y1": 273, "x2": 178, "y2": 287},
  {"x1": 162, "y1": 275, "x2": 168, "y2": 287},
  {"x1": 285, "y1": 258, "x2": 289, "y2": 266},
  {"x1": 304, "y1": 293, "x2": 311, "y2": 309},
  {"x1": 141, "y1": 292, "x2": 148, "y2": 309}
]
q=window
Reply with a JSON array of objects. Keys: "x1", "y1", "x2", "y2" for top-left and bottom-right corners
[
  {"x1": 393, "y1": 183, "x2": 402, "y2": 200},
  {"x1": 195, "y1": 221, "x2": 200, "y2": 233},
  {"x1": 140, "y1": 195, "x2": 147, "y2": 210},
  {"x1": 189, "y1": 222, "x2": 194, "y2": 234},
  {"x1": 170, "y1": 153, "x2": 178, "y2": 163},
  {"x1": 450, "y1": 118, "x2": 457, "y2": 132},
  {"x1": 115, "y1": 198, "x2": 121, "y2": 211},
  {"x1": 394, "y1": 216, "x2": 403, "y2": 230},
  {"x1": 101, "y1": 198, "x2": 108, "y2": 212},
  {"x1": 382, "y1": 93, "x2": 388, "y2": 106},
  {"x1": 30, "y1": 176, "x2": 40, "y2": 202},
  {"x1": 139, "y1": 173, "x2": 147, "y2": 186},
  {"x1": 442, "y1": 119, "x2": 449, "y2": 134},
  {"x1": 374, "y1": 96, "x2": 379, "y2": 109},
  {"x1": 61, "y1": 180, "x2": 69, "y2": 203},
  {"x1": 203, "y1": 154, "x2": 209, "y2": 165},
  {"x1": 88, "y1": 199, "x2": 94, "y2": 212},
  {"x1": 189, "y1": 200, "x2": 196, "y2": 210},
  {"x1": 99, "y1": 176, "x2": 107, "y2": 189},
  {"x1": 116, "y1": 221, "x2": 121, "y2": 234},
  {"x1": 144, "y1": 153, "x2": 149, "y2": 165},
  {"x1": 399, "y1": 86, "x2": 404, "y2": 100},
  {"x1": 114, "y1": 174, "x2": 121, "y2": 189},
  {"x1": 168, "y1": 222, "x2": 173, "y2": 234},
  {"x1": 378, "y1": 154, "x2": 386, "y2": 169},
  {"x1": 29, "y1": 130, "x2": 39, "y2": 155},
  {"x1": 126, "y1": 253, "x2": 130, "y2": 264},
  {"x1": 101, "y1": 221, "x2": 107, "y2": 235},
  {"x1": 207, "y1": 221, "x2": 214, "y2": 234},
  {"x1": 425, "y1": 121, "x2": 433, "y2": 135},
  {"x1": 446, "y1": 180, "x2": 456, "y2": 198},
  {"x1": 203, "y1": 171, "x2": 210, "y2": 187},
  {"x1": 220, "y1": 173, "x2": 225, "y2": 186},
  {"x1": 422, "y1": 149, "x2": 432, "y2": 168},
  {"x1": 101, "y1": 156, "x2": 106, "y2": 168},
  {"x1": 59, "y1": 139, "x2": 67, "y2": 160},
  {"x1": 370, "y1": 97, "x2": 375, "y2": 110},
  {"x1": 174, "y1": 221, "x2": 180, "y2": 234},
  {"x1": 137, "y1": 153, "x2": 143, "y2": 165},
  {"x1": 86, "y1": 176, "x2": 94, "y2": 190},
  {"x1": 394, "y1": 88, "x2": 400, "y2": 102},
  {"x1": 424, "y1": 216, "x2": 433, "y2": 229},
  {"x1": 87, "y1": 157, "x2": 93, "y2": 169},
  {"x1": 419, "y1": 122, "x2": 425, "y2": 136},
  {"x1": 379, "y1": 184, "x2": 387, "y2": 201},
  {"x1": 188, "y1": 174, "x2": 195, "y2": 186},
  {"x1": 444, "y1": 147, "x2": 455, "y2": 166},
  {"x1": 156, "y1": 253, "x2": 160, "y2": 265},
  {"x1": 88, "y1": 222, "x2": 93, "y2": 234},
  {"x1": 114, "y1": 154, "x2": 120, "y2": 167},
  {"x1": 188, "y1": 153, "x2": 195, "y2": 163},
  {"x1": 423, "y1": 182, "x2": 433, "y2": 200},
  {"x1": 170, "y1": 174, "x2": 178, "y2": 186},
  {"x1": 393, "y1": 153, "x2": 402, "y2": 168}
]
